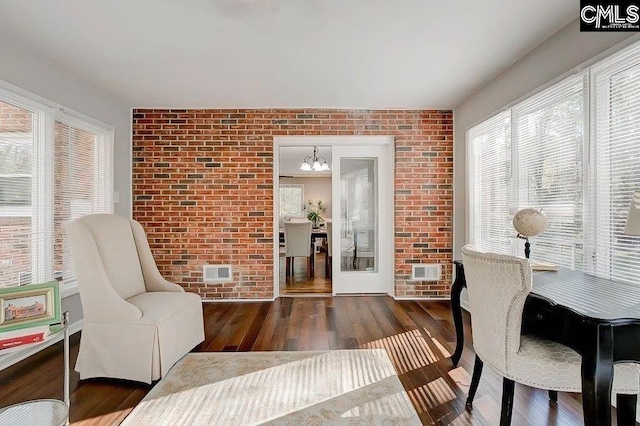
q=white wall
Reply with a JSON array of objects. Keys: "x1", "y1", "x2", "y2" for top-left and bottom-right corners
[
  {"x1": 0, "y1": 31, "x2": 133, "y2": 354},
  {"x1": 0, "y1": 31, "x2": 132, "y2": 219},
  {"x1": 280, "y1": 176, "x2": 332, "y2": 218},
  {"x1": 453, "y1": 19, "x2": 635, "y2": 259}
]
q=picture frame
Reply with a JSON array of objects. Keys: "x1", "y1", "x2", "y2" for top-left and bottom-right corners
[{"x1": 0, "y1": 282, "x2": 61, "y2": 332}]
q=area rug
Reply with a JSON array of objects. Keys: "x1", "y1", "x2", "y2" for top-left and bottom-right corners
[{"x1": 121, "y1": 349, "x2": 420, "y2": 425}]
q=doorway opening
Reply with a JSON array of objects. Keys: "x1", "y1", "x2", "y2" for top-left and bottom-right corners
[
  {"x1": 277, "y1": 146, "x2": 332, "y2": 295},
  {"x1": 273, "y1": 136, "x2": 394, "y2": 298}
]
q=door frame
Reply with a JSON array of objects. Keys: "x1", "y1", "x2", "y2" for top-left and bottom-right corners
[{"x1": 272, "y1": 136, "x2": 395, "y2": 298}]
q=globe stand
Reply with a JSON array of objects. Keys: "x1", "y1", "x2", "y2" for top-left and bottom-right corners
[{"x1": 516, "y1": 234, "x2": 531, "y2": 259}]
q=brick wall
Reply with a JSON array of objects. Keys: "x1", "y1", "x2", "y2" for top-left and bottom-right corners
[{"x1": 132, "y1": 109, "x2": 453, "y2": 299}]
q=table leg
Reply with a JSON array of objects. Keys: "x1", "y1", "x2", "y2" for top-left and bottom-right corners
[
  {"x1": 581, "y1": 324, "x2": 614, "y2": 426},
  {"x1": 616, "y1": 394, "x2": 637, "y2": 426},
  {"x1": 451, "y1": 261, "x2": 466, "y2": 366}
]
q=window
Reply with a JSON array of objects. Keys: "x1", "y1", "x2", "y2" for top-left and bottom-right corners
[
  {"x1": 468, "y1": 40, "x2": 640, "y2": 285},
  {"x1": 279, "y1": 184, "x2": 304, "y2": 217},
  {"x1": 0, "y1": 89, "x2": 113, "y2": 290},
  {"x1": 468, "y1": 111, "x2": 512, "y2": 254},
  {"x1": 512, "y1": 74, "x2": 586, "y2": 269},
  {"x1": 590, "y1": 42, "x2": 640, "y2": 283}
]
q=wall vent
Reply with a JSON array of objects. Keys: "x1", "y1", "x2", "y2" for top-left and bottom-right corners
[
  {"x1": 202, "y1": 264, "x2": 233, "y2": 282},
  {"x1": 411, "y1": 264, "x2": 441, "y2": 281}
]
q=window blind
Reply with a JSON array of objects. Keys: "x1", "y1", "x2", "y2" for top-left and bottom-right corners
[
  {"x1": 468, "y1": 39, "x2": 640, "y2": 286},
  {"x1": 0, "y1": 92, "x2": 113, "y2": 289},
  {"x1": 590, "y1": 42, "x2": 640, "y2": 284},
  {"x1": 512, "y1": 73, "x2": 586, "y2": 268},
  {"x1": 54, "y1": 115, "x2": 113, "y2": 287},
  {"x1": 467, "y1": 111, "x2": 513, "y2": 254}
]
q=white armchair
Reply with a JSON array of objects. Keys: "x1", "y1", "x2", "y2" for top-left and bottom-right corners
[
  {"x1": 67, "y1": 214, "x2": 205, "y2": 384},
  {"x1": 461, "y1": 245, "x2": 639, "y2": 424}
]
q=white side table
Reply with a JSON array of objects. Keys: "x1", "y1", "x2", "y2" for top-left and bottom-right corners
[{"x1": 0, "y1": 311, "x2": 70, "y2": 426}]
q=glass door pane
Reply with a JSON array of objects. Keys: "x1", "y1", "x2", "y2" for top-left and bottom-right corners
[{"x1": 340, "y1": 158, "x2": 377, "y2": 272}]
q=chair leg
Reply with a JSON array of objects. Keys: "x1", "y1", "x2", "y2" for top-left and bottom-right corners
[
  {"x1": 548, "y1": 390, "x2": 558, "y2": 403},
  {"x1": 286, "y1": 257, "x2": 291, "y2": 277},
  {"x1": 500, "y1": 378, "x2": 515, "y2": 426},
  {"x1": 325, "y1": 255, "x2": 331, "y2": 278},
  {"x1": 616, "y1": 393, "x2": 637, "y2": 426},
  {"x1": 466, "y1": 355, "x2": 484, "y2": 410},
  {"x1": 307, "y1": 257, "x2": 311, "y2": 278}
]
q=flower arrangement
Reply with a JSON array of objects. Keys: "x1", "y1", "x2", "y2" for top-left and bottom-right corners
[{"x1": 305, "y1": 200, "x2": 326, "y2": 228}]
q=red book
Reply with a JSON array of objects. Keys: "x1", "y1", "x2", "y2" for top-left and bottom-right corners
[{"x1": 0, "y1": 332, "x2": 46, "y2": 350}]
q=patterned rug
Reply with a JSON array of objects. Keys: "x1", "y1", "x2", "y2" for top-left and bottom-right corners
[{"x1": 121, "y1": 349, "x2": 420, "y2": 425}]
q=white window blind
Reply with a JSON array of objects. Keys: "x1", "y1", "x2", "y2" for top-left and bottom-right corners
[
  {"x1": 54, "y1": 116, "x2": 113, "y2": 287},
  {"x1": 468, "y1": 39, "x2": 640, "y2": 286},
  {"x1": 590, "y1": 42, "x2": 640, "y2": 284},
  {"x1": 467, "y1": 111, "x2": 513, "y2": 254},
  {"x1": 512, "y1": 73, "x2": 586, "y2": 269},
  {"x1": 0, "y1": 90, "x2": 113, "y2": 289}
]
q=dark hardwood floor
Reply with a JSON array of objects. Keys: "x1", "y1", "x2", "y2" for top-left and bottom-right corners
[
  {"x1": 0, "y1": 297, "x2": 606, "y2": 425},
  {"x1": 279, "y1": 252, "x2": 332, "y2": 294}
]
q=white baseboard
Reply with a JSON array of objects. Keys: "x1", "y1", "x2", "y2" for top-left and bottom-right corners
[
  {"x1": 392, "y1": 296, "x2": 451, "y2": 301},
  {"x1": 0, "y1": 319, "x2": 83, "y2": 371},
  {"x1": 201, "y1": 298, "x2": 276, "y2": 303}
]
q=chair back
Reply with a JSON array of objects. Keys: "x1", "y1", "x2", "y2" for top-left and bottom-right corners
[
  {"x1": 67, "y1": 214, "x2": 147, "y2": 300},
  {"x1": 461, "y1": 244, "x2": 532, "y2": 375},
  {"x1": 284, "y1": 221, "x2": 312, "y2": 257},
  {"x1": 326, "y1": 221, "x2": 332, "y2": 257}
]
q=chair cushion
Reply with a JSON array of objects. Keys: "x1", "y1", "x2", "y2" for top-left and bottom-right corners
[
  {"x1": 508, "y1": 335, "x2": 639, "y2": 393},
  {"x1": 127, "y1": 291, "x2": 202, "y2": 325}
]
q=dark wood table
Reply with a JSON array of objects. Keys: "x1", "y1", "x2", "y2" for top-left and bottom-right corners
[{"x1": 450, "y1": 261, "x2": 640, "y2": 426}]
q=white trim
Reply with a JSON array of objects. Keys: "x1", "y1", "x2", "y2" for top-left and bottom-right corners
[
  {"x1": 392, "y1": 296, "x2": 451, "y2": 301},
  {"x1": 273, "y1": 136, "x2": 395, "y2": 299},
  {"x1": 0, "y1": 319, "x2": 83, "y2": 372},
  {"x1": 60, "y1": 282, "x2": 79, "y2": 298},
  {"x1": 201, "y1": 297, "x2": 276, "y2": 303},
  {"x1": 0, "y1": 79, "x2": 114, "y2": 133},
  {"x1": 275, "y1": 135, "x2": 394, "y2": 147}
]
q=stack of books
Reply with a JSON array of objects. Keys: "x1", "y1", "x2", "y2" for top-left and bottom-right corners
[{"x1": 0, "y1": 325, "x2": 51, "y2": 351}]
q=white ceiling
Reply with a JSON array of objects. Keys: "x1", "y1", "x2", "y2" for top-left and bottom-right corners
[{"x1": 0, "y1": 0, "x2": 576, "y2": 109}]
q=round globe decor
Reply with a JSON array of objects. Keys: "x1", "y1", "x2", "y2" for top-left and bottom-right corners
[{"x1": 513, "y1": 208, "x2": 548, "y2": 237}]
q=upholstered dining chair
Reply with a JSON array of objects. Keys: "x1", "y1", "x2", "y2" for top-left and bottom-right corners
[
  {"x1": 67, "y1": 214, "x2": 205, "y2": 384},
  {"x1": 283, "y1": 220, "x2": 312, "y2": 278},
  {"x1": 353, "y1": 219, "x2": 374, "y2": 269},
  {"x1": 325, "y1": 221, "x2": 333, "y2": 278},
  {"x1": 461, "y1": 245, "x2": 639, "y2": 425}
]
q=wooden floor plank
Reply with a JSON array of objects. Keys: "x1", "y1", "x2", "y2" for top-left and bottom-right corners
[{"x1": 0, "y1": 296, "x2": 607, "y2": 425}]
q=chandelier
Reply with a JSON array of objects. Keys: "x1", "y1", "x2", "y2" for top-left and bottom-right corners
[{"x1": 300, "y1": 146, "x2": 330, "y2": 171}]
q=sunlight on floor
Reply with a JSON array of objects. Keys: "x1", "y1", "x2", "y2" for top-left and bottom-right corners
[
  {"x1": 341, "y1": 391, "x2": 417, "y2": 418},
  {"x1": 360, "y1": 328, "x2": 443, "y2": 374},
  {"x1": 407, "y1": 377, "x2": 457, "y2": 413}
]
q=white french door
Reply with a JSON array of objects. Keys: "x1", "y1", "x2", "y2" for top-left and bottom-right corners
[{"x1": 331, "y1": 144, "x2": 393, "y2": 295}]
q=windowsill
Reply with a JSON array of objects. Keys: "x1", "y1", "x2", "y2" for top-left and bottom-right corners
[{"x1": 60, "y1": 281, "x2": 79, "y2": 298}]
